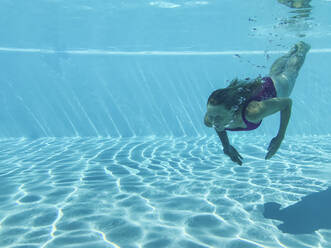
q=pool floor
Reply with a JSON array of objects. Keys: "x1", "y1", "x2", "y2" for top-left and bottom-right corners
[{"x1": 0, "y1": 135, "x2": 330, "y2": 248}]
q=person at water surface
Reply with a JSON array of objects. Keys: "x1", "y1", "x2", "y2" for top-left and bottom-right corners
[{"x1": 204, "y1": 41, "x2": 310, "y2": 165}]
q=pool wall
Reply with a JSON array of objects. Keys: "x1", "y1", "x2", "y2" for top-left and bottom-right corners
[{"x1": 1, "y1": 0, "x2": 330, "y2": 138}]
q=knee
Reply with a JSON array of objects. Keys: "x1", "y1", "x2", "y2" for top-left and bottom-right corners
[{"x1": 272, "y1": 75, "x2": 291, "y2": 97}]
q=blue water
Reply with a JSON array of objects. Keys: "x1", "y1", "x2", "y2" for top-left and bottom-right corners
[
  {"x1": 1, "y1": 136, "x2": 331, "y2": 247},
  {"x1": 1, "y1": 0, "x2": 331, "y2": 247}
]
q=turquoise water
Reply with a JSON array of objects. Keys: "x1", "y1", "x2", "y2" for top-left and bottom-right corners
[
  {"x1": 1, "y1": 0, "x2": 331, "y2": 247},
  {"x1": 1, "y1": 136, "x2": 331, "y2": 247}
]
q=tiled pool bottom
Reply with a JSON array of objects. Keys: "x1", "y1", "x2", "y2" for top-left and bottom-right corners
[{"x1": 0, "y1": 136, "x2": 330, "y2": 248}]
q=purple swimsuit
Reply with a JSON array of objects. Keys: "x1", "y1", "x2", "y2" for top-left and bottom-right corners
[{"x1": 225, "y1": 77, "x2": 277, "y2": 131}]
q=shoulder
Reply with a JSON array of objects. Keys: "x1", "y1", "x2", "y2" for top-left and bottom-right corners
[
  {"x1": 245, "y1": 98, "x2": 292, "y2": 122},
  {"x1": 245, "y1": 101, "x2": 264, "y2": 123}
]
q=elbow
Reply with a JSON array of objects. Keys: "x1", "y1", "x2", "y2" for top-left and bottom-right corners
[
  {"x1": 287, "y1": 98, "x2": 292, "y2": 109},
  {"x1": 288, "y1": 98, "x2": 292, "y2": 106},
  {"x1": 283, "y1": 98, "x2": 292, "y2": 110}
]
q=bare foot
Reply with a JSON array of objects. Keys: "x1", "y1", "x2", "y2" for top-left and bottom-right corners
[{"x1": 289, "y1": 41, "x2": 310, "y2": 57}]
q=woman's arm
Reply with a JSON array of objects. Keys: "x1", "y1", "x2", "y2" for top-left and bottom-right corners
[
  {"x1": 246, "y1": 97, "x2": 292, "y2": 159},
  {"x1": 246, "y1": 97, "x2": 292, "y2": 138},
  {"x1": 216, "y1": 130, "x2": 230, "y2": 148},
  {"x1": 277, "y1": 98, "x2": 292, "y2": 139},
  {"x1": 216, "y1": 130, "x2": 243, "y2": 165}
]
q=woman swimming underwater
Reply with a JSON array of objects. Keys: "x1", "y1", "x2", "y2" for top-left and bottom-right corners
[{"x1": 204, "y1": 41, "x2": 310, "y2": 165}]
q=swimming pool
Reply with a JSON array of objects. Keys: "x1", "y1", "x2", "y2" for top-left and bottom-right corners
[{"x1": 1, "y1": 0, "x2": 331, "y2": 247}]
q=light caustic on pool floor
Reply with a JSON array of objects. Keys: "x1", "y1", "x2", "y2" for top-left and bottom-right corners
[{"x1": 0, "y1": 135, "x2": 330, "y2": 248}]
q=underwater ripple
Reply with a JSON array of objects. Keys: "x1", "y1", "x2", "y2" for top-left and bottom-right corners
[{"x1": 0, "y1": 135, "x2": 330, "y2": 248}]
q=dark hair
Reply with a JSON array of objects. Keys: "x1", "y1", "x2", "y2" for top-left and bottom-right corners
[{"x1": 207, "y1": 77, "x2": 263, "y2": 113}]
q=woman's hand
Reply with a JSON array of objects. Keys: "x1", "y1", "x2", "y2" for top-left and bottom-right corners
[
  {"x1": 223, "y1": 145, "x2": 243, "y2": 165},
  {"x1": 265, "y1": 136, "x2": 283, "y2": 160}
]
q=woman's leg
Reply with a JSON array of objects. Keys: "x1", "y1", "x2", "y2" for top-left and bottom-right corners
[{"x1": 270, "y1": 41, "x2": 310, "y2": 97}]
